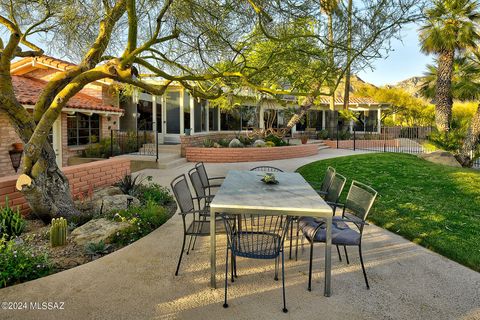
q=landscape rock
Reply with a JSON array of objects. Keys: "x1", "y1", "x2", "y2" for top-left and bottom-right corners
[
  {"x1": 70, "y1": 218, "x2": 131, "y2": 245},
  {"x1": 419, "y1": 151, "x2": 462, "y2": 168},
  {"x1": 94, "y1": 194, "x2": 140, "y2": 215},
  {"x1": 229, "y1": 138, "x2": 244, "y2": 148},
  {"x1": 94, "y1": 186, "x2": 124, "y2": 199},
  {"x1": 253, "y1": 139, "x2": 266, "y2": 147}
]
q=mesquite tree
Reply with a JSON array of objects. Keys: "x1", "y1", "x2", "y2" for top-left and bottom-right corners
[{"x1": 0, "y1": 0, "x2": 421, "y2": 221}]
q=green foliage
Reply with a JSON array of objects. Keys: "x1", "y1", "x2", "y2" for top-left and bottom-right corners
[
  {"x1": 265, "y1": 141, "x2": 276, "y2": 147},
  {"x1": 0, "y1": 198, "x2": 25, "y2": 240},
  {"x1": 134, "y1": 182, "x2": 173, "y2": 206},
  {"x1": 203, "y1": 139, "x2": 215, "y2": 148},
  {"x1": 109, "y1": 200, "x2": 171, "y2": 245},
  {"x1": 83, "y1": 132, "x2": 138, "y2": 158},
  {"x1": 50, "y1": 218, "x2": 67, "y2": 247},
  {"x1": 217, "y1": 139, "x2": 230, "y2": 147},
  {"x1": 115, "y1": 174, "x2": 152, "y2": 196},
  {"x1": 317, "y1": 130, "x2": 330, "y2": 140},
  {"x1": 0, "y1": 236, "x2": 52, "y2": 288},
  {"x1": 84, "y1": 240, "x2": 111, "y2": 257},
  {"x1": 265, "y1": 134, "x2": 288, "y2": 146},
  {"x1": 298, "y1": 153, "x2": 480, "y2": 272},
  {"x1": 238, "y1": 135, "x2": 254, "y2": 146},
  {"x1": 427, "y1": 129, "x2": 466, "y2": 152}
]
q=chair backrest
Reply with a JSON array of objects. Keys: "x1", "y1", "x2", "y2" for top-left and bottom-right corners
[
  {"x1": 250, "y1": 166, "x2": 284, "y2": 172},
  {"x1": 222, "y1": 214, "x2": 292, "y2": 259},
  {"x1": 170, "y1": 174, "x2": 194, "y2": 214},
  {"x1": 195, "y1": 162, "x2": 209, "y2": 188},
  {"x1": 188, "y1": 168, "x2": 206, "y2": 199},
  {"x1": 320, "y1": 166, "x2": 336, "y2": 193},
  {"x1": 345, "y1": 181, "x2": 378, "y2": 222},
  {"x1": 324, "y1": 173, "x2": 347, "y2": 203}
]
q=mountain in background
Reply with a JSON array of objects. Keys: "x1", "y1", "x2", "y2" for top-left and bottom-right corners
[{"x1": 386, "y1": 76, "x2": 425, "y2": 97}]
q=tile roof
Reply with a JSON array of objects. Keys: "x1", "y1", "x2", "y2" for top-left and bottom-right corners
[
  {"x1": 12, "y1": 75, "x2": 123, "y2": 114},
  {"x1": 33, "y1": 55, "x2": 76, "y2": 71}
]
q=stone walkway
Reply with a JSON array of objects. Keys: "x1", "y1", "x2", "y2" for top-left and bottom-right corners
[{"x1": 0, "y1": 149, "x2": 479, "y2": 320}]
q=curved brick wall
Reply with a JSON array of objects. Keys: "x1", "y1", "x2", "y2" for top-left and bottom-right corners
[{"x1": 185, "y1": 144, "x2": 319, "y2": 163}]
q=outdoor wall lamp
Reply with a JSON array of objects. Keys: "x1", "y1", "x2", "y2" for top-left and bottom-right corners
[{"x1": 9, "y1": 150, "x2": 23, "y2": 173}]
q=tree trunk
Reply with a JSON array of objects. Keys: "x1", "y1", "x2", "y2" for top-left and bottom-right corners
[
  {"x1": 343, "y1": 0, "x2": 353, "y2": 110},
  {"x1": 434, "y1": 50, "x2": 454, "y2": 132},
  {"x1": 456, "y1": 104, "x2": 480, "y2": 167}
]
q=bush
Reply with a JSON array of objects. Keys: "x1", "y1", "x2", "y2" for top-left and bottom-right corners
[
  {"x1": 109, "y1": 200, "x2": 171, "y2": 245},
  {"x1": 0, "y1": 198, "x2": 25, "y2": 240},
  {"x1": 265, "y1": 141, "x2": 275, "y2": 147},
  {"x1": 135, "y1": 182, "x2": 173, "y2": 206},
  {"x1": 218, "y1": 139, "x2": 230, "y2": 147},
  {"x1": 265, "y1": 134, "x2": 288, "y2": 146},
  {"x1": 427, "y1": 129, "x2": 465, "y2": 152},
  {"x1": 0, "y1": 236, "x2": 52, "y2": 288},
  {"x1": 317, "y1": 130, "x2": 329, "y2": 140},
  {"x1": 238, "y1": 136, "x2": 254, "y2": 146},
  {"x1": 203, "y1": 139, "x2": 215, "y2": 148}
]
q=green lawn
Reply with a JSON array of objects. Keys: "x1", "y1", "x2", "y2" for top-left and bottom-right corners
[{"x1": 297, "y1": 153, "x2": 480, "y2": 272}]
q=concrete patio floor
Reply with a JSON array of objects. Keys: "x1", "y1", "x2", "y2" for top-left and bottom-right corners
[{"x1": 0, "y1": 149, "x2": 479, "y2": 320}]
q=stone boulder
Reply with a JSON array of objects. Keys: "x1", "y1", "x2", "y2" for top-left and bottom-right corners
[
  {"x1": 94, "y1": 186, "x2": 124, "y2": 199},
  {"x1": 94, "y1": 194, "x2": 140, "y2": 215},
  {"x1": 70, "y1": 218, "x2": 131, "y2": 245},
  {"x1": 228, "y1": 138, "x2": 244, "y2": 148},
  {"x1": 253, "y1": 139, "x2": 266, "y2": 147},
  {"x1": 419, "y1": 151, "x2": 462, "y2": 168}
]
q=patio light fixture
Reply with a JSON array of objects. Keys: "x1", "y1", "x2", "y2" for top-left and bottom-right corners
[{"x1": 9, "y1": 150, "x2": 23, "y2": 173}]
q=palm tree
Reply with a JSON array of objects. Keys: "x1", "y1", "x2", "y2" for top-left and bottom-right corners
[{"x1": 419, "y1": 0, "x2": 480, "y2": 132}]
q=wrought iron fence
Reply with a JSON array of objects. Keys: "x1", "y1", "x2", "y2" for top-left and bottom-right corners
[{"x1": 109, "y1": 128, "x2": 156, "y2": 157}]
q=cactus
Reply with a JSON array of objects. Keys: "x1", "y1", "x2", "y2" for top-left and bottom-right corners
[
  {"x1": 0, "y1": 196, "x2": 26, "y2": 239},
  {"x1": 50, "y1": 217, "x2": 67, "y2": 247}
]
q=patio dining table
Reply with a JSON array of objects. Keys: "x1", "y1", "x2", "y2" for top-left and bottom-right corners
[{"x1": 209, "y1": 170, "x2": 334, "y2": 296}]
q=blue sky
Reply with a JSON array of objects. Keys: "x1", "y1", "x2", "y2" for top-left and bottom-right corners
[{"x1": 357, "y1": 24, "x2": 433, "y2": 87}]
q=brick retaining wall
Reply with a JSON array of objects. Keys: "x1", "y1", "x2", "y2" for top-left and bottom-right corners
[
  {"x1": 185, "y1": 144, "x2": 318, "y2": 163},
  {"x1": 0, "y1": 157, "x2": 130, "y2": 216}
]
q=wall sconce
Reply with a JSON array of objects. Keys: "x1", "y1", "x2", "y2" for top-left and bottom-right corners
[{"x1": 9, "y1": 150, "x2": 23, "y2": 173}]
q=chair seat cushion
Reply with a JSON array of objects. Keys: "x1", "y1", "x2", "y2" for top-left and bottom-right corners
[{"x1": 298, "y1": 217, "x2": 360, "y2": 245}]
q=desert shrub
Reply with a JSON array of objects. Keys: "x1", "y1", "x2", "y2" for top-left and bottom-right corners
[
  {"x1": 238, "y1": 136, "x2": 254, "y2": 146},
  {"x1": 84, "y1": 240, "x2": 112, "y2": 259},
  {"x1": 338, "y1": 130, "x2": 352, "y2": 140},
  {"x1": 203, "y1": 139, "x2": 215, "y2": 148},
  {"x1": 115, "y1": 174, "x2": 152, "y2": 196},
  {"x1": 427, "y1": 129, "x2": 465, "y2": 153},
  {"x1": 0, "y1": 198, "x2": 25, "y2": 240},
  {"x1": 317, "y1": 130, "x2": 329, "y2": 140},
  {"x1": 135, "y1": 183, "x2": 173, "y2": 206},
  {"x1": 218, "y1": 139, "x2": 230, "y2": 147},
  {"x1": 265, "y1": 134, "x2": 288, "y2": 146},
  {"x1": 109, "y1": 200, "x2": 171, "y2": 245},
  {"x1": 0, "y1": 236, "x2": 52, "y2": 288},
  {"x1": 265, "y1": 141, "x2": 275, "y2": 147}
]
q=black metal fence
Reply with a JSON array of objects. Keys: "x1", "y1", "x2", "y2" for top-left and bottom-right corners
[
  {"x1": 109, "y1": 129, "x2": 157, "y2": 157},
  {"x1": 314, "y1": 125, "x2": 479, "y2": 169}
]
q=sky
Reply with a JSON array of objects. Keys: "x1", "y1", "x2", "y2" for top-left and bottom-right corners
[{"x1": 357, "y1": 24, "x2": 434, "y2": 87}]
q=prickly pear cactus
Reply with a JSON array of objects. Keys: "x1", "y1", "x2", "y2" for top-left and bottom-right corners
[{"x1": 50, "y1": 217, "x2": 67, "y2": 247}]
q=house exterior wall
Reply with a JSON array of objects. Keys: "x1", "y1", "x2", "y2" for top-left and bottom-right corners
[{"x1": 0, "y1": 111, "x2": 22, "y2": 177}]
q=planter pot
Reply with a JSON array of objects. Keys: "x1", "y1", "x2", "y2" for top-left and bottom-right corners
[
  {"x1": 185, "y1": 128, "x2": 191, "y2": 136},
  {"x1": 300, "y1": 137, "x2": 308, "y2": 145},
  {"x1": 12, "y1": 143, "x2": 23, "y2": 151}
]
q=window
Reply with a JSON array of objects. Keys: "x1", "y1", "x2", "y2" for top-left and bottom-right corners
[
  {"x1": 209, "y1": 107, "x2": 219, "y2": 131},
  {"x1": 67, "y1": 113, "x2": 100, "y2": 146}
]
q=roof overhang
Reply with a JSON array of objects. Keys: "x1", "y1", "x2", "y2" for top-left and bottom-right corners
[{"x1": 22, "y1": 104, "x2": 123, "y2": 117}]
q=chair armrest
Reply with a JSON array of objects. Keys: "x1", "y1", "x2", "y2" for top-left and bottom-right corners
[
  {"x1": 315, "y1": 189, "x2": 328, "y2": 196},
  {"x1": 208, "y1": 176, "x2": 225, "y2": 181}
]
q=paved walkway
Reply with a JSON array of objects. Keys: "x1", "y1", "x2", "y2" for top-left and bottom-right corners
[{"x1": 1, "y1": 149, "x2": 479, "y2": 320}]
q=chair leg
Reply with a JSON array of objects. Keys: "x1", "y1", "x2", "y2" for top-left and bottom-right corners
[
  {"x1": 230, "y1": 252, "x2": 235, "y2": 283},
  {"x1": 192, "y1": 216, "x2": 206, "y2": 251},
  {"x1": 308, "y1": 240, "x2": 314, "y2": 291},
  {"x1": 281, "y1": 250, "x2": 288, "y2": 313},
  {"x1": 175, "y1": 234, "x2": 186, "y2": 276},
  {"x1": 186, "y1": 234, "x2": 193, "y2": 255},
  {"x1": 336, "y1": 245, "x2": 342, "y2": 262},
  {"x1": 224, "y1": 247, "x2": 229, "y2": 308},
  {"x1": 274, "y1": 256, "x2": 279, "y2": 281},
  {"x1": 358, "y1": 244, "x2": 370, "y2": 289},
  {"x1": 344, "y1": 246, "x2": 350, "y2": 265},
  {"x1": 234, "y1": 255, "x2": 238, "y2": 278}
]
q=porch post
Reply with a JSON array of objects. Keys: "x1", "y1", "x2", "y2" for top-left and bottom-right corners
[
  {"x1": 322, "y1": 110, "x2": 326, "y2": 130},
  {"x1": 152, "y1": 95, "x2": 158, "y2": 134},
  {"x1": 217, "y1": 107, "x2": 221, "y2": 131},
  {"x1": 377, "y1": 108, "x2": 382, "y2": 133},
  {"x1": 190, "y1": 95, "x2": 195, "y2": 134},
  {"x1": 180, "y1": 89, "x2": 185, "y2": 135},
  {"x1": 259, "y1": 106, "x2": 265, "y2": 129},
  {"x1": 205, "y1": 100, "x2": 210, "y2": 132}
]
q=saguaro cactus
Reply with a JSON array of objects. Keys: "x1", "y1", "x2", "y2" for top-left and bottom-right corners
[{"x1": 50, "y1": 218, "x2": 67, "y2": 247}]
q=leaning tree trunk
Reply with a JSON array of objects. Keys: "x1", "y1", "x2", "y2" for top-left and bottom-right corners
[
  {"x1": 434, "y1": 50, "x2": 454, "y2": 132},
  {"x1": 456, "y1": 104, "x2": 480, "y2": 167}
]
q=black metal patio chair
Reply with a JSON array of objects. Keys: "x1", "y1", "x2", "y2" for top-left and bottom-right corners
[
  {"x1": 171, "y1": 174, "x2": 223, "y2": 276},
  {"x1": 250, "y1": 166, "x2": 284, "y2": 172},
  {"x1": 221, "y1": 214, "x2": 292, "y2": 313},
  {"x1": 309, "y1": 166, "x2": 336, "y2": 197},
  {"x1": 195, "y1": 162, "x2": 225, "y2": 197},
  {"x1": 298, "y1": 181, "x2": 378, "y2": 290},
  {"x1": 295, "y1": 172, "x2": 347, "y2": 261}
]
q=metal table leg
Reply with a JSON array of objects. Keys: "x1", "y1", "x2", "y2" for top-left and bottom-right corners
[
  {"x1": 210, "y1": 209, "x2": 217, "y2": 288},
  {"x1": 324, "y1": 216, "x2": 332, "y2": 297}
]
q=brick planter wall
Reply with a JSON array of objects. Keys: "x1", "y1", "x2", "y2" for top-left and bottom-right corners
[
  {"x1": 185, "y1": 144, "x2": 318, "y2": 163},
  {"x1": 180, "y1": 132, "x2": 249, "y2": 157},
  {"x1": 324, "y1": 139, "x2": 400, "y2": 149},
  {"x1": 0, "y1": 157, "x2": 130, "y2": 216}
]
